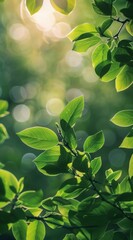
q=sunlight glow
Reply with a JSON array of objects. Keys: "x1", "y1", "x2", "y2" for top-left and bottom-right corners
[{"x1": 12, "y1": 104, "x2": 31, "y2": 122}]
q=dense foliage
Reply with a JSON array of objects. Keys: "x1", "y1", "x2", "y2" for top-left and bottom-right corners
[{"x1": 0, "y1": 0, "x2": 133, "y2": 239}]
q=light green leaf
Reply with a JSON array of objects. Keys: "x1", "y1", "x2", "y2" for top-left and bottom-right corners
[
  {"x1": 12, "y1": 220, "x2": 27, "y2": 240},
  {"x1": 83, "y1": 131, "x2": 105, "y2": 153},
  {"x1": 50, "y1": 0, "x2": 76, "y2": 15},
  {"x1": 126, "y1": 20, "x2": 133, "y2": 36},
  {"x1": 120, "y1": 129, "x2": 133, "y2": 149},
  {"x1": 63, "y1": 233, "x2": 77, "y2": 240},
  {"x1": 115, "y1": 65, "x2": 133, "y2": 92},
  {"x1": 0, "y1": 124, "x2": 9, "y2": 144},
  {"x1": 72, "y1": 36, "x2": 101, "y2": 52},
  {"x1": 68, "y1": 23, "x2": 97, "y2": 41},
  {"x1": 99, "y1": 19, "x2": 113, "y2": 34},
  {"x1": 45, "y1": 214, "x2": 64, "y2": 229},
  {"x1": 26, "y1": 220, "x2": 46, "y2": 240},
  {"x1": 129, "y1": 155, "x2": 133, "y2": 178},
  {"x1": 106, "y1": 170, "x2": 122, "y2": 183},
  {"x1": 42, "y1": 197, "x2": 56, "y2": 212},
  {"x1": 0, "y1": 100, "x2": 9, "y2": 118},
  {"x1": 19, "y1": 190, "x2": 43, "y2": 208},
  {"x1": 34, "y1": 145, "x2": 71, "y2": 176},
  {"x1": 101, "y1": 61, "x2": 121, "y2": 82},
  {"x1": 90, "y1": 157, "x2": 102, "y2": 176},
  {"x1": 17, "y1": 127, "x2": 58, "y2": 150},
  {"x1": 111, "y1": 110, "x2": 133, "y2": 127},
  {"x1": 18, "y1": 177, "x2": 24, "y2": 193},
  {"x1": 60, "y1": 96, "x2": 84, "y2": 127},
  {"x1": 26, "y1": 0, "x2": 43, "y2": 15},
  {"x1": 0, "y1": 169, "x2": 18, "y2": 208},
  {"x1": 92, "y1": 43, "x2": 110, "y2": 69}
]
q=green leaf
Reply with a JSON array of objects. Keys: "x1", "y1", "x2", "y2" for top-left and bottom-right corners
[
  {"x1": 120, "y1": 3, "x2": 133, "y2": 19},
  {"x1": 90, "y1": 157, "x2": 102, "y2": 176},
  {"x1": 56, "y1": 177, "x2": 85, "y2": 199},
  {"x1": 106, "y1": 170, "x2": 122, "y2": 183},
  {"x1": 12, "y1": 220, "x2": 27, "y2": 240},
  {"x1": 72, "y1": 36, "x2": 101, "y2": 52},
  {"x1": 83, "y1": 131, "x2": 105, "y2": 153},
  {"x1": 63, "y1": 234, "x2": 77, "y2": 240},
  {"x1": 34, "y1": 145, "x2": 71, "y2": 176},
  {"x1": 72, "y1": 151, "x2": 90, "y2": 173},
  {"x1": 26, "y1": 0, "x2": 43, "y2": 15},
  {"x1": 42, "y1": 197, "x2": 56, "y2": 212},
  {"x1": 17, "y1": 127, "x2": 58, "y2": 150},
  {"x1": 0, "y1": 169, "x2": 18, "y2": 208},
  {"x1": 115, "y1": 65, "x2": 133, "y2": 92},
  {"x1": 60, "y1": 120, "x2": 77, "y2": 149},
  {"x1": 98, "y1": 19, "x2": 113, "y2": 34},
  {"x1": 126, "y1": 20, "x2": 133, "y2": 36},
  {"x1": 19, "y1": 190, "x2": 43, "y2": 208},
  {"x1": 111, "y1": 110, "x2": 133, "y2": 127},
  {"x1": 68, "y1": 23, "x2": 97, "y2": 41},
  {"x1": 129, "y1": 155, "x2": 133, "y2": 178},
  {"x1": 120, "y1": 128, "x2": 133, "y2": 149},
  {"x1": 116, "y1": 192, "x2": 133, "y2": 202},
  {"x1": 0, "y1": 124, "x2": 9, "y2": 144},
  {"x1": 93, "y1": 0, "x2": 115, "y2": 16},
  {"x1": 45, "y1": 214, "x2": 64, "y2": 229},
  {"x1": 60, "y1": 96, "x2": 84, "y2": 127},
  {"x1": 50, "y1": 0, "x2": 76, "y2": 15},
  {"x1": 26, "y1": 220, "x2": 46, "y2": 240},
  {"x1": 92, "y1": 43, "x2": 111, "y2": 77},
  {"x1": 101, "y1": 230, "x2": 114, "y2": 240},
  {"x1": 101, "y1": 61, "x2": 121, "y2": 82},
  {"x1": 18, "y1": 177, "x2": 24, "y2": 193},
  {"x1": 0, "y1": 100, "x2": 9, "y2": 118}
]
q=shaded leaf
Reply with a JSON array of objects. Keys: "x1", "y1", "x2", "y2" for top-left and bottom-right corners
[
  {"x1": 12, "y1": 220, "x2": 27, "y2": 240},
  {"x1": 60, "y1": 120, "x2": 77, "y2": 149},
  {"x1": 34, "y1": 145, "x2": 71, "y2": 175},
  {"x1": 63, "y1": 234, "x2": 77, "y2": 240},
  {"x1": 17, "y1": 127, "x2": 58, "y2": 150},
  {"x1": 111, "y1": 110, "x2": 133, "y2": 127},
  {"x1": 83, "y1": 131, "x2": 104, "y2": 153},
  {"x1": 50, "y1": 0, "x2": 76, "y2": 15},
  {"x1": 72, "y1": 151, "x2": 90, "y2": 173}
]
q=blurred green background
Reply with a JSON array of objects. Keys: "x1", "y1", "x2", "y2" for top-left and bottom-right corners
[{"x1": 0, "y1": 0, "x2": 132, "y2": 239}]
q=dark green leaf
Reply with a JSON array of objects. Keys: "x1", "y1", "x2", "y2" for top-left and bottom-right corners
[
  {"x1": 27, "y1": 220, "x2": 46, "y2": 240},
  {"x1": 63, "y1": 234, "x2": 77, "y2": 240},
  {"x1": 116, "y1": 192, "x2": 133, "y2": 202},
  {"x1": 120, "y1": 128, "x2": 133, "y2": 149},
  {"x1": 60, "y1": 96, "x2": 84, "y2": 127},
  {"x1": 115, "y1": 65, "x2": 133, "y2": 92},
  {"x1": 120, "y1": 3, "x2": 133, "y2": 19},
  {"x1": 34, "y1": 145, "x2": 71, "y2": 175},
  {"x1": 72, "y1": 151, "x2": 90, "y2": 173},
  {"x1": 83, "y1": 131, "x2": 105, "y2": 153},
  {"x1": 26, "y1": 0, "x2": 43, "y2": 15},
  {"x1": 42, "y1": 197, "x2": 56, "y2": 211},
  {"x1": 18, "y1": 190, "x2": 43, "y2": 208},
  {"x1": 60, "y1": 120, "x2": 77, "y2": 149},
  {"x1": 17, "y1": 127, "x2": 58, "y2": 150},
  {"x1": 98, "y1": 19, "x2": 113, "y2": 34},
  {"x1": 111, "y1": 110, "x2": 133, "y2": 127},
  {"x1": 12, "y1": 220, "x2": 27, "y2": 240},
  {"x1": 45, "y1": 214, "x2": 64, "y2": 229},
  {"x1": 93, "y1": 0, "x2": 114, "y2": 16},
  {"x1": 50, "y1": 0, "x2": 76, "y2": 15}
]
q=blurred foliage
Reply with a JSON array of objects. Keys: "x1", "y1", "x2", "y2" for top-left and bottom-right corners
[{"x1": 0, "y1": 0, "x2": 133, "y2": 239}]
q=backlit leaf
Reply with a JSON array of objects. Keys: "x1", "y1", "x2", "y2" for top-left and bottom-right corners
[
  {"x1": 126, "y1": 20, "x2": 133, "y2": 36},
  {"x1": 0, "y1": 123, "x2": 9, "y2": 144},
  {"x1": 115, "y1": 65, "x2": 133, "y2": 92},
  {"x1": 111, "y1": 110, "x2": 133, "y2": 127},
  {"x1": 90, "y1": 157, "x2": 102, "y2": 176},
  {"x1": 0, "y1": 100, "x2": 9, "y2": 118},
  {"x1": 12, "y1": 220, "x2": 27, "y2": 240},
  {"x1": 68, "y1": 23, "x2": 97, "y2": 41},
  {"x1": 120, "y1": 129, "x2": 133, "y2": 149},
  {"x1": 17, "y1": 127, "x2": 58, "y2": 150},
  {"x1": 60, "y1": 96, "x2": 84, "y2": 127},
  {"x1": 83, "y1": 131, "x2": 105, "y2": 153},
  {"x1": 50, "y1": 0, "x2": 76, "y2": 15},
  {"x1": 128, "y1": 155, "x2": 133, "y2": 178},
  {"x1": 26, "y1": 0, "x2": 43, "y2": 15},
  {"x1": 26, "y1": 220, "x2": 46, "y2": 240},
  {"x1": 72, "y1": 36, "x2": 100, "y2": 52}
]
